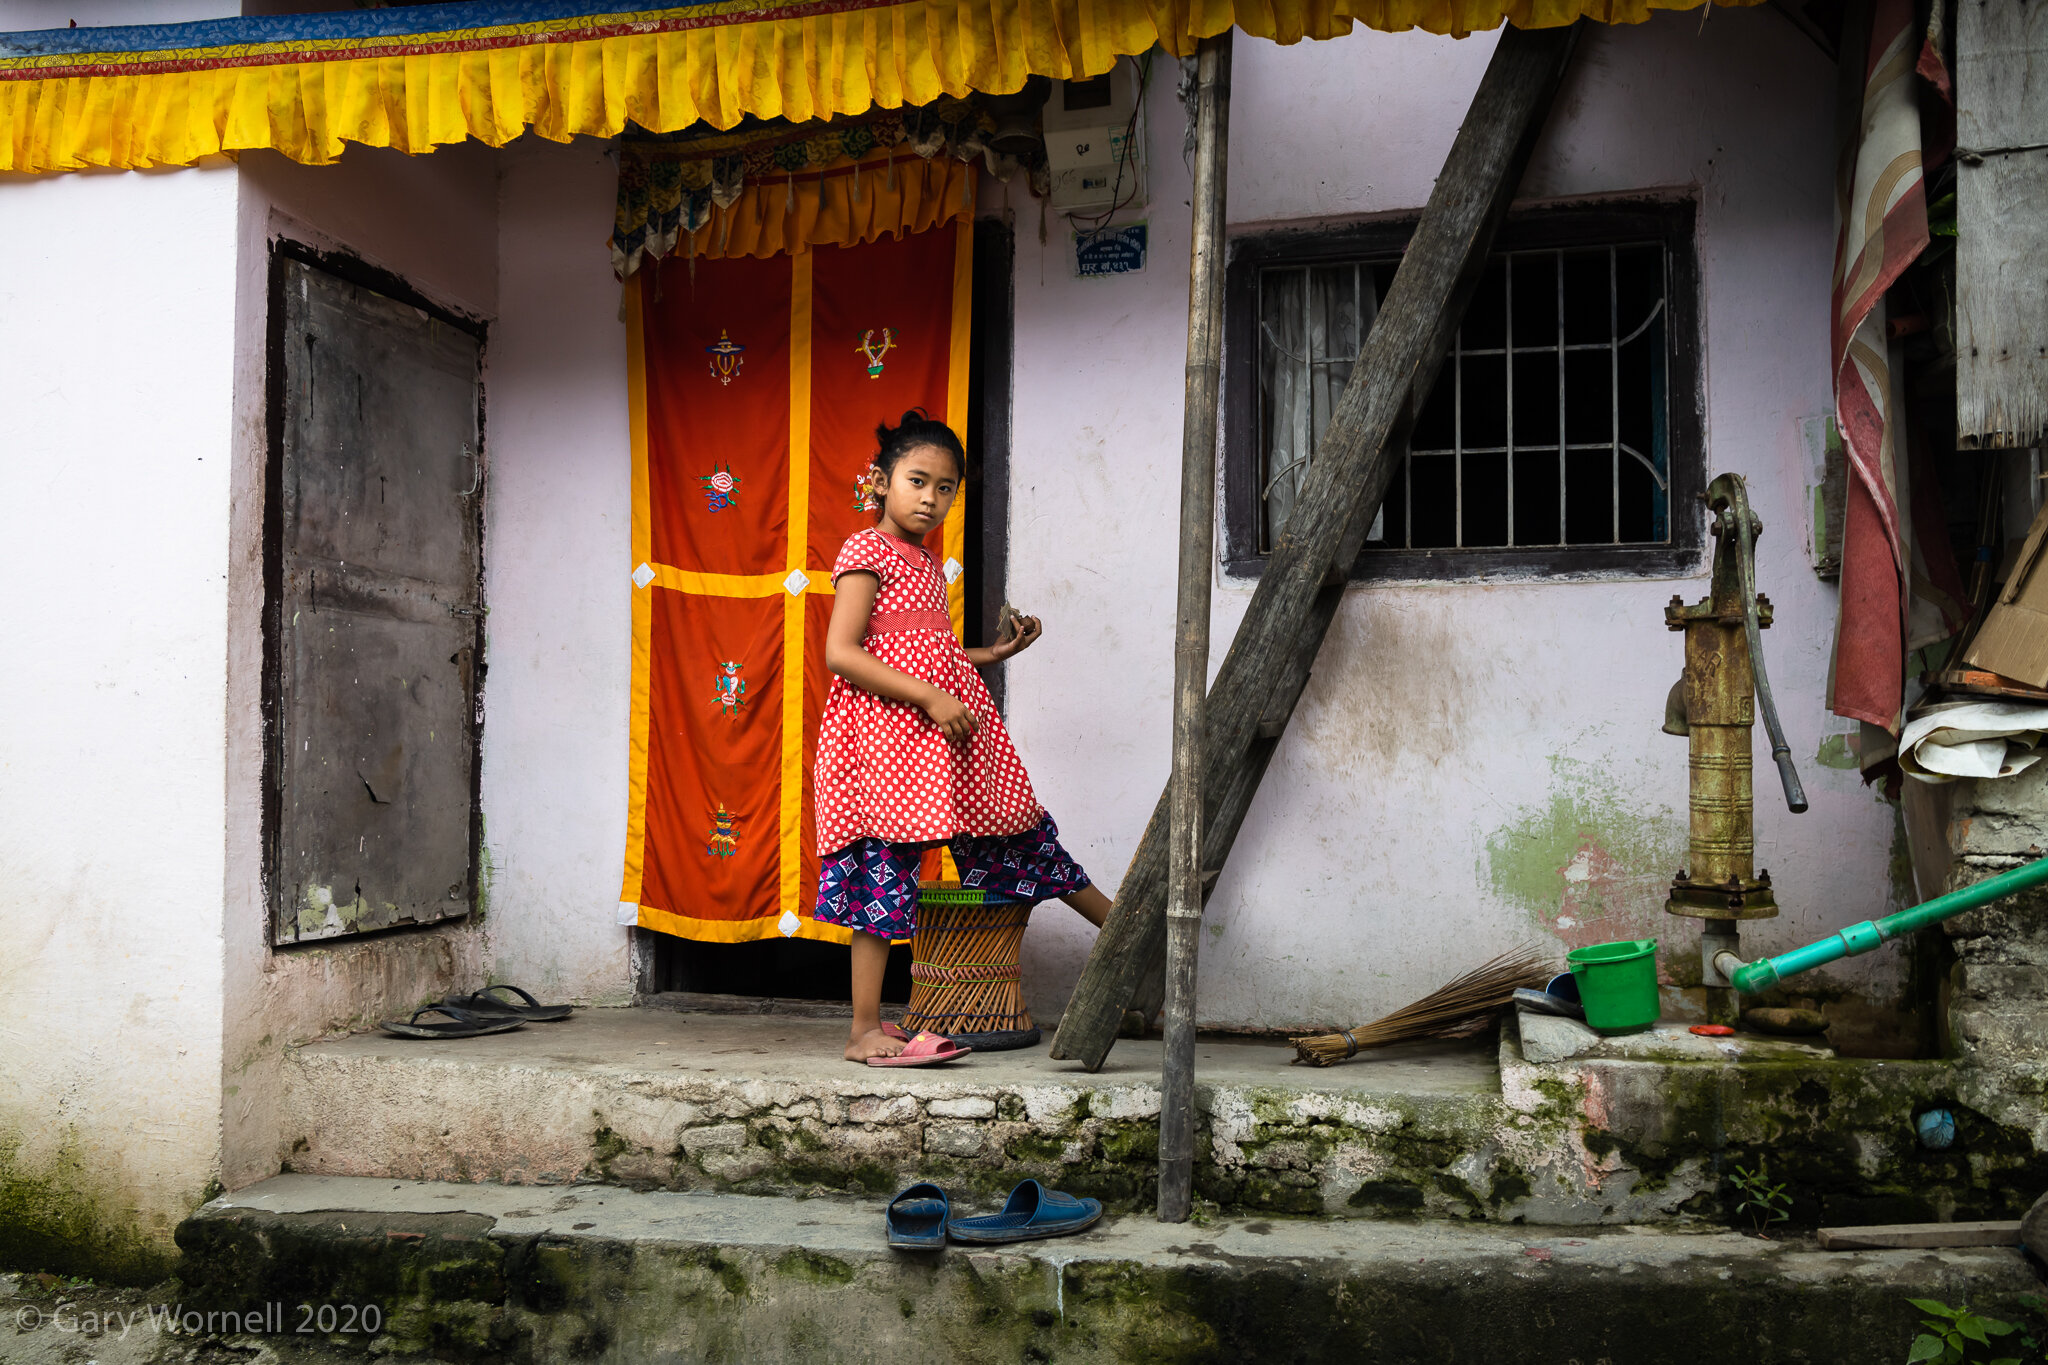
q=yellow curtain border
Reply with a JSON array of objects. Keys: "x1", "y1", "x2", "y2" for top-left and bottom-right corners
[
  {"x1": 0, "y1": 0, "x2": 1765, "y2": 175},
  {"x1": 639, "y1": 900, "x2": 856, "y2": 946},
  {"x1": 620, "y1": 279, "x2": 654, "y2": 910},
  {"x1": 777, "y1": 248, "x2": 815, "y2": 931}
]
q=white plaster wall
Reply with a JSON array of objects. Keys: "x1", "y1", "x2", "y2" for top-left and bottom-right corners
[
  {"x1": 220, "y1": 143, "x2": 499, "y2": 1191},
  {"x1": 0, "y1": 161, "x2": 239, "y2": 1264},
  {"x1": 462, "y1": 7, "x2": 1907, "y2": 1040},
  {"x1": 1005, "y1": 9, "x2": 1905, "y2": 1035},
  {"x1": 479, "y1": 136, "x2": 635, "y2": 1004}
]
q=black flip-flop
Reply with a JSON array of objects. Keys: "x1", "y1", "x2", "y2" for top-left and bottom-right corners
[
  {"x1": 442, "y1": 984, "x2": 574, "y2": 1023},
  {"x1": 379, "y1": 1005, "x2": 525, "y2": 1039}
]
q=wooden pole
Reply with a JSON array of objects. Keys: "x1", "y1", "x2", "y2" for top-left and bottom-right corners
[
  {"x1": 1158, "y1": 29, "x2": 1232, "y2": 1225},
  {"x1": 1053, "y1": 21, "x2": 1580, "y2": 1072}
]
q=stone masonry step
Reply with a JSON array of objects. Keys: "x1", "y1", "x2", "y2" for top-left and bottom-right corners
[
  {"x1": 278, "y1": 1007, "x2": 2048, "y2": 1228},
  {"x1": 176, "y1": 1175, "x2": 2044, "y2": 1365}
]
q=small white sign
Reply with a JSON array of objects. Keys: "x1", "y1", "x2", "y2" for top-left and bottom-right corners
[
  {"x1": 632, "y1": 562, "x2": 656, "y2": 589},
  {"x1": 783, "y1": 569, "x2": 811, "y2": 596},
  {"x1": 778, "y1": 910, "x2": 802, "y2": 937}
]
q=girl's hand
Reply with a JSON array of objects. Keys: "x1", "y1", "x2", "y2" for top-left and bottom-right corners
[
  {"x1": 990, "y1": 615, "x2": 1042, "y2": 661},
  {"x1": 922, "y1": 689, "x2": 980, "y2": 742}
]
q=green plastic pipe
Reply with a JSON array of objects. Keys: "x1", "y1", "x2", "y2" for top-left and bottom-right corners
[{"x1": 1727, "y1": 854, "x2": 2048, "y2": 994}]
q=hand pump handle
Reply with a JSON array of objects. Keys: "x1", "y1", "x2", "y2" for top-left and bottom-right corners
[{"x1": 1716, "y1": 475, "x2": 1808, "y2": 814}]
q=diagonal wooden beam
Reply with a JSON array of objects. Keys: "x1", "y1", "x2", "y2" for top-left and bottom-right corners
[{"x1": 1051, "y1": 21, "x2": 1582, "y2": 1071}]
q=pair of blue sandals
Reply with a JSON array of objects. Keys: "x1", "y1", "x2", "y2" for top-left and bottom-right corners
[{"x1": 886, "y1": 1179, "x2": 1102, "y2": 1248}]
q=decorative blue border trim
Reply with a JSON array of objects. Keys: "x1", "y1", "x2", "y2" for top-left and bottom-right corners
[{"x1": 0, "y1": 3, "x2": 695, "y2": 57}]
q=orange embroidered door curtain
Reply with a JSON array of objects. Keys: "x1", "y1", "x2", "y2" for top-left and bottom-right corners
[{"x1": 621, "y1": 216, "x2": 974, "y2": 944}]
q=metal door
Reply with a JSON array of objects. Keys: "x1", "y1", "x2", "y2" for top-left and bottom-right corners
[{"x1": 272, "y1": 255, "x2": 484, "y2": 944}]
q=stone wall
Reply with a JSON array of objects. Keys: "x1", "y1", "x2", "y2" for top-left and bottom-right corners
[
  {"x1": 278, "y1": 1023, "x2": 2048, "y2": 1227},
  {"x1": 1947, "y1": 767, "x2": 2048, "y2": 1152}
]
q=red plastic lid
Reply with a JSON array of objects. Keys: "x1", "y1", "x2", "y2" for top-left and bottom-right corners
[{"x1": 1689, "y1": 1024, "x2": 1735, "y2": 1036}]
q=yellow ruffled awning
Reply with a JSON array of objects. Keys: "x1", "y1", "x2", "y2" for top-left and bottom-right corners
[{"x1": 0, "y1": 0, "x2": 1762, "y2": 176}]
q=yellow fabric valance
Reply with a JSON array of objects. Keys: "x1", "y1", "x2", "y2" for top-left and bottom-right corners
[
  {"x1": 630, "y1": 142, "x2": 976, "y2": 270},
  {"x1": 611, "y1": 98, "x2": 988, "y2": 274},
  {"x1": 0, "y1": 0, "x2": 1762, "y2": 176}
]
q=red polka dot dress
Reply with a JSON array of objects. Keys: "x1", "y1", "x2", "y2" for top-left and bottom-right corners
[{"x1": 812, "y1": 528, "x2": 1090, "y2": 938}]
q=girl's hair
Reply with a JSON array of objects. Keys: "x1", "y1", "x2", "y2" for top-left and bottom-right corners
[{"x1": 873, "y1": 408, "x2": 966, "y2": 481}]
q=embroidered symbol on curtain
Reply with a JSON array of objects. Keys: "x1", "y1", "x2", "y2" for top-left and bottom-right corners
[
  {"x1": 706, "y1": 805, "x2": 739, "y2": 858},
  {"x1": 856, "y1": 328, "x2": 896, "y2": 379},
  {"x1": 854, "y1": 466, "x2": 880, "y2": 513},
  {"x1": 706, "y1": 330, "x2": 746, "y2": 385},
  {"x1": 714, "y1": 660, "x2": 748, "y2": 716},
  {"x1": 701, "y1": 462, "x2": 740, "y2": 511}
]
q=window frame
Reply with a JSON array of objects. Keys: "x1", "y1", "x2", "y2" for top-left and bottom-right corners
[{"x1": 1221, "y1": 198, "x2": 1706, "y2": 582}]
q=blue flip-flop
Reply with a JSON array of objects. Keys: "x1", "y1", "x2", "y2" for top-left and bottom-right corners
[
  {"x1": 945, "y1": 1180, "x2": 1102, "y2": 1244},
  {"x1": 886, "y1": 1182, "x2": 950, "y2": 1250}
]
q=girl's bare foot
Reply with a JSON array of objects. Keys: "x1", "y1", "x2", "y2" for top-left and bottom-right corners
[{"x1": 846, "y1": 1027, "x2": 906, "y2": 1062}]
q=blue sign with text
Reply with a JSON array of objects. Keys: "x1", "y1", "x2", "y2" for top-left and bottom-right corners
[{"x1": 1074, "y1": 222, "x2": 1148, "y2": 278}]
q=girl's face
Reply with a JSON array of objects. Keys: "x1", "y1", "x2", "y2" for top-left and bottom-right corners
[{"x1": 874, "y1": 444, "x2": 962, "y2": 539}]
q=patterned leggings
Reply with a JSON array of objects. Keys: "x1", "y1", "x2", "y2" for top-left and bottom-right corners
[{"x1": 812, "y1": 812, "x2": 1091, "y2": 939}]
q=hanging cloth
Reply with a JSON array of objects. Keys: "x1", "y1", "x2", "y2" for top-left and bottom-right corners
[
  {"x1": 0, "y1": 0, "x2": 1766, "y2": 176},
  {"x1": 1827, "y1": 0, "x2": 1953, "y2": 734},
  {"x1": 618, "y1": 216, "x2": 974, "y2": 944},
  {"x1": 614, "y1": 134, "x2": 979, "y2": 277}
]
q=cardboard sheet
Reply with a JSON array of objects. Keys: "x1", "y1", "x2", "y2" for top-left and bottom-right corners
[{"x1": 1963, "y1": 498, "x2": 2048, "y2": 685}]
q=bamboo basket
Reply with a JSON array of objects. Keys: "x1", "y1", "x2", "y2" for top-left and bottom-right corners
[{"x1": 901, "y1": 886, "x2": 1039, "y2": 1050}]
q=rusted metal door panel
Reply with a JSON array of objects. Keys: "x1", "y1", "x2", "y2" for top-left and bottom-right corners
[{"x1": 274, "y1": 257, "x2": 483, "y2": 945}]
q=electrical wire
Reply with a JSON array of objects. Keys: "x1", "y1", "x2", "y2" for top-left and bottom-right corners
[{"x1": 1065, "y1": 52, "x2": 1151, "y2": 241}]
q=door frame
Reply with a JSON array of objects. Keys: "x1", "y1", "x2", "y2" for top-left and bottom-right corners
[{"x1": 262, "y1": 238, "x2": 491, "y2": 948}]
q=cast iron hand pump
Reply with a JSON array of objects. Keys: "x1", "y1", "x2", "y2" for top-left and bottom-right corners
[{"x1": 1663, "y1": 473, "x2": 1806, "y2": 1008}]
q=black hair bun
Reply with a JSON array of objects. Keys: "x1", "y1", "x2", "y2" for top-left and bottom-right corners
[{"x1": 872, "y1": 406, "x2": 967, "y2": 480}]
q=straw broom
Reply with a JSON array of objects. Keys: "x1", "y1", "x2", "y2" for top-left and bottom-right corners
[{"x1": 1291, "y1": 949, "x2": 1555, "y2": 1066}]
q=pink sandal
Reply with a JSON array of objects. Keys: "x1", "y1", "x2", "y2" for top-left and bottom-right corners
[{"x1": 867, "y1": 1030, "x2": 972, "y2": 1067}]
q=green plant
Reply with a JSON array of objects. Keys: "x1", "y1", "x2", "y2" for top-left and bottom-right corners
[
  {"x1": 1906, "y1": 1299, "x2": 2019, "y2": 1365},
  {"x1": 1726, "y1": 1158, "x2": 1791, "y2": 1236},
  {"x1": 2012, "y1": 1295, "x2": 2046, "y2": 1363}
]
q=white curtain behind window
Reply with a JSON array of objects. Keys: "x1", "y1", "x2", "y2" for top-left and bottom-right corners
[{"x1": 1259, "y1": 264, "x2": 1379, "y2": 549}]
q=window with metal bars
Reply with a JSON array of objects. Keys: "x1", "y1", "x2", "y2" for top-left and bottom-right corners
[{"x1": 1222, "y1": 202, "x2": 1704, "y2": 580}]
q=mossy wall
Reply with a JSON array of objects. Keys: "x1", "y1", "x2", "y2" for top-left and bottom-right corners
[
  {"x1": 175, "y1": 1202, "x2": 2042, "y2": 1365},
  {"x1": 510, "y1": 1042, "x2": 2048, "y2": 1229},
  {"x1": 0, "y1": 1128, "x2": 195, "y2": 1285}
]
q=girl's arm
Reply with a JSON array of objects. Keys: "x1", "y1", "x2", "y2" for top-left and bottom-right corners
[
  {"x1": 964, "y1": 615, "x2": 1041, "y2": 667},
  {"x1": 825, "y1": 572, "x2": 979, "y2": 741}
]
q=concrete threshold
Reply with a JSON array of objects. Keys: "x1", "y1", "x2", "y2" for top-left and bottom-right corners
[{"x1": 178, "y1": 1175, "x2": 2041, "y2": 1364}]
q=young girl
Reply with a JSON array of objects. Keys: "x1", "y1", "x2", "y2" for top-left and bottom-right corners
[{"x1": 814, "y1": 409, "x2": 1114, "y2": 1064}]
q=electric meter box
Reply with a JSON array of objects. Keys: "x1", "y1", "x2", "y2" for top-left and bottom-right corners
[{"x1": 1043, "y1": 62, "x2": 1147, "y2": 214}]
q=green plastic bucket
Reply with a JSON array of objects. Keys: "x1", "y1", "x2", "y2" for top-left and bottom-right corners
[{"x1": 1566, "y1": 938, "x2": 1660, "y2": 1033}]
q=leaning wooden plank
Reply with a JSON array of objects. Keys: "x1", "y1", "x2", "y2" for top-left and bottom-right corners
[
  {"x1": 1051, "y1": 21, "x2": 1581, "y2": 1070},
  {"x1": 1816, "y1": 1221, "x2": 2022, "y2": 1251},
  {"x1": 1956, "y1": 0, "x2": 2048, "y2": 448}
]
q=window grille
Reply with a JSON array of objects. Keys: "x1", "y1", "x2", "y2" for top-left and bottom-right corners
[{"x1": 1226, "y1": 205, "x2": 1702, "y2": 580}]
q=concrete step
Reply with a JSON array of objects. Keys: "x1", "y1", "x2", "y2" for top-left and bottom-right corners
[
  {"x1": 176, "y1": 1175, "x2": 2041, "y2": 1365},
  {"x1": 279, "y1": 1008, "x2": 1506, "y2": 1221},
  {"x1": 277, "y1": 1006, "x2": 2045, "y2": 1228}
]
